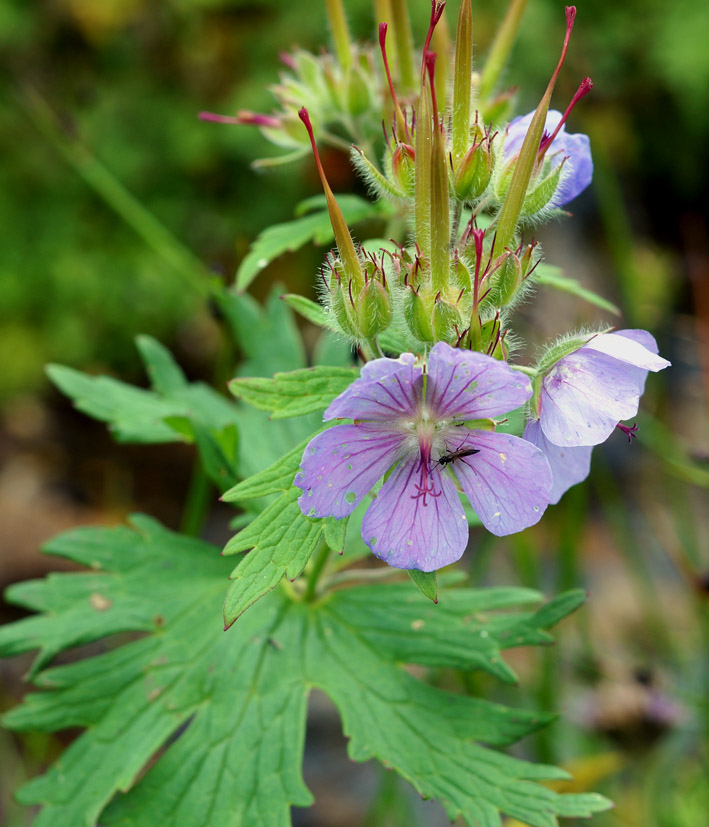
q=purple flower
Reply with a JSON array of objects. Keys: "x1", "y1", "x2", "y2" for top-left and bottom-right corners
[
  {"x1": 505, "y1": 110, "x2": 593, "y2": 205},
  {"x1": 522, "y1": 421, "x2": 592, "y2": 505},
  {"x1": 523, "y1": 330, "x2": 670, "y2": 502},
  {"x1": 295, "y1": 343, "x2": 552, "y2": 571}
]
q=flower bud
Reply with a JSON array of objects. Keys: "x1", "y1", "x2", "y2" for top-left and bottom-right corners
[
  {"x1": 346, "y1": 64, "x2": 372, "y2": 117},
  {"x1": 357, "y1": 279, "x2": 392, "y2": 338},
  {"x1": 432, "y1": 297, "x2": 461, "y2": 341},
  {"x1": 391, "y1": 143, "x2": 416, "y2": 195},
  {"x1": 485, "y1": 251, "x2": 521, "y2": 308},
  {"x1": 329, "y1": 268, "x2": 359, "y2": 338},
  {"x1": 451, "y1": 254, "x2": 472, "y2": 293},
  {"x1": 404, "y1": 289, "x2": 434, "y2": 343},
  {"x1": 480, "y1": 318, "x2": 507, "y2": 360},
  {"x1": 519, "y1": 241, "x2": 536, "y2": 276},
  {"x1": 453, "y1": 134, "x2": 494, "y2": 202}
]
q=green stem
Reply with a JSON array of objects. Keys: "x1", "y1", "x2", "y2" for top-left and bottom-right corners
[
  {"x1": 367, "y1": 337, "x2": 385, "y2": 359},
  {"x1": 325, "y1": 0, "x2": 352, "y2": 70},
  {"x1": 180, "y1": 460, "x2": 212, "y2": 537},
  {"x1": 478, "y1": 0, "x2": 528, "y2": 103},
  {"x1": 303, "y1": 541, "x2": 331, "y2": 602},
  {"x1": 390, "y1": 0, "x2": 416, "y2": 92},
  {"x1": 325, "y1": 567, "x2": 406, "y2": 588},
  {"x1": 510, "y1": 364, "x2": 537, "y2": 376}
]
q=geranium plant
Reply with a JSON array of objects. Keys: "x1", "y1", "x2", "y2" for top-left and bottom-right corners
[{"x1": 1, "y1": 1, "x2": 669, "y2": 824}]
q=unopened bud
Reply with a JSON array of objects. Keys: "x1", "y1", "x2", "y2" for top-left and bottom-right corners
[
  {"x1": 452, "y1": 255, "x2": 472, "y2": 292},
  {"x1": 404, "y1": 289, "x2": 434, "y2": 343},
  {"x1": 519, "y1": 242, "x2": 536, "y2": 276},
  {"x1": 480, "y1": 318, "x2": 507, "y2": 360},
  {"x1": 453, "y1": 136, "x2": 494, "y2": 202},
  {"x1": 432, "y1": 297, "x2": 461, "y2": 341},
  {"x1": 357, "y1": 279, "x2": 392, "y2": 338},
  {"x1": 391, "y1": 143, "x2": 416, "y2": 195},
  {"x1": 346, "y1": 65, "x2": 372, "y2": 117},
  {"x1": 487, "y1": 251, "x2": 522, "y2": 307},
  {"x1": 329, "y1": 270, "x2": 358, "y2": 338}
]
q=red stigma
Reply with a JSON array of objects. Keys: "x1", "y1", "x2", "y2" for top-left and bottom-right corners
[
  {"x1": 298, "y1": 107, "x2": 329, "y2": 187},
  {"x1": 423, "y1": 1, "x2": 446, "y2": 58},
  {"x1": 539, "y1": 76, "x2": 594, "y2": 155}
]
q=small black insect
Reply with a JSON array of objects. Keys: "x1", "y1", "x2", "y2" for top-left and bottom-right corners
[{"x1": 437, "y1": 448, "x2": 480, "y2": 467}]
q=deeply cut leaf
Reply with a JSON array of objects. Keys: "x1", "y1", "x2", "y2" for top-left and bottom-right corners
[
  {"x1": 222, "y1": 488, "x2": 322, "y2": 627},
  {"x1": 229, "y1": 365, "x2": 358, "y2": 419},
  {"x1": 235, "y1": 195, "x2": 385, "y2": 291},
  {"x1": 0, "y1": 519, "x2": 611, "y2": 827}
]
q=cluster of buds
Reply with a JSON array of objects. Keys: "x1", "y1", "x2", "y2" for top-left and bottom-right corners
[
  {"x1": 200, "y1": 44, "x2": 382, "y2": 166},
  {"x1": 290, "y1": 0, "x2": 593, "y2": 359},
  {"x1": 207, "y1": 0, "x2": 671, "y2": 547}
]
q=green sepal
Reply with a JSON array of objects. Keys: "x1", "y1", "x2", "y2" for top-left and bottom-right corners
[
  {"x1": 351, "y1": 148, "x2": 407, "y2": 200},
  {"x1": 403, "y1": 289, "x2": 434, "y2": 343},
  {"x1": 432, "y1": 298, "x2": 461, "y2": 341},
  {"x1": 408, "y1": 569, "x2": 438, "y2": 603},
  {"x1": 323, "y1": 515, "x2": 348, "y2": 554},
  {"x1": 453, "y1": 139, "x2": 494, "y2": 202},
  {"x1": 536, "y1": 332, "x2": 599, "y2": 375},
  {"x1": 330, "y1": 277, "x2": 360, "y2": 337},
  {"x1": 357, "y1": 279, "x2": 393, "y2": 338},
  {"x1": 521, "y1": 159, "x2": 565, "y2": 216},
  {"x1": 490, "y1": 252, "x2": 522, "y2": 307}
]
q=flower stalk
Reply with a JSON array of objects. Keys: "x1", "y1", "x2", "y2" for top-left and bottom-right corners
[{"x1": 493, "y1": 5, "x2": 577, "y2": 257}]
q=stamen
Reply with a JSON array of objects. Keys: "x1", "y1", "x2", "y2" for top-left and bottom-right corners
[
  {"x1": 411, "y1": 456, "x2": 441, "y2": 506},
  {"x1": 617, "y1": 422, "x2": 639, "y2": 444},
  {"x1": 539, "y1": 76, "x2": 593, "y2": 157}
]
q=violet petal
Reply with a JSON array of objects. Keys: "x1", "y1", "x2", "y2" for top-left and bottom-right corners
[
  {"x1": 523, "y1": 419, "x2": 593, "y2": 504},
  {"x1": 324, "y1": 354, "x2": 422, "y2": 422},
  {"x1": 453, "y1": 430, "x2": 552, "y2": 535},
  {"x1": 426, "y1": 342, "x2": 532, "y2": 421},
  {"x1": 361, "y1": 455, "x2": 468, "y2": 571},
  {"x1": 296, "y1": 423, "x2": 405, "y2": 518},
  {"x1": 540, "y1": 350, "x2": 646, "y2": 447}
]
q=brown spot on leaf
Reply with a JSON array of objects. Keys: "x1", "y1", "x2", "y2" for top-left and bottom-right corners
[{"x1": 90, "y1": 593, "x2": 112, "y2": 611}]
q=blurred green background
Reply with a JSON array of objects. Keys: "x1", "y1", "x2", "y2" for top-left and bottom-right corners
[{"x1": 1, "y1": 0, "x2": 707, "y2": 825}]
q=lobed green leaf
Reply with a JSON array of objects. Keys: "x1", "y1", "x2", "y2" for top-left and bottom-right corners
[
  {"x1": 222, "y1": 488, "x2": 322, "y2": 626},
  {"x1": 229, "y1": 365, "x2": 358, "y2": 419},
  {"x1": 1, "y1": 520, "x2": 611, "y2": 826}
]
